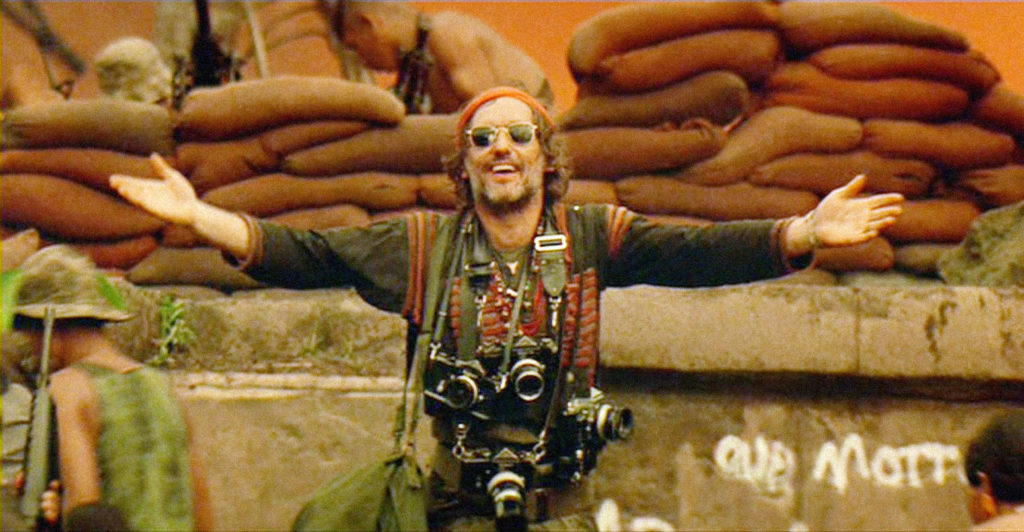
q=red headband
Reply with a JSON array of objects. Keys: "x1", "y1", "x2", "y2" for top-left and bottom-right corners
[{"x1": 455, "y1": 87, "x2": 554, "y2": 148}]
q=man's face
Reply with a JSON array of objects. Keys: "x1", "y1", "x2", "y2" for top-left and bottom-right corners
[{"x1": 464, "y1": 98, "x2": 545, "y2": 214}]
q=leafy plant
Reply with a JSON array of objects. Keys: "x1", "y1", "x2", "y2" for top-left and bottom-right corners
[
  {"x1": 1, "y1": 269, "x2": 24, "y2": 333},
  {"x1": 150, "y1": 295, "x2": 195, "y2": 368}
]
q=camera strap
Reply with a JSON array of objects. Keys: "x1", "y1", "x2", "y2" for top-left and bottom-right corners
[{"x1": 395, "y1": 213, "x2": 470, "y2": 453}]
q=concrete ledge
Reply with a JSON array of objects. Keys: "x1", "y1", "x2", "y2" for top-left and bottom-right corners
[
  {"x1": 600, "y1": 284, "x2": 1024, "y2": 381},
  {"x1": 117, "y1": 284, "x2": 1024, "y2": 385}
]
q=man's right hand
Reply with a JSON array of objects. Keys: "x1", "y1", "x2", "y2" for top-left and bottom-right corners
[
  {"x1": 110, "y1": 153, "x2": 198, "y2": 227},
  {"x1": 109, "y1": 153, "x2": 252, "y2": 258}
]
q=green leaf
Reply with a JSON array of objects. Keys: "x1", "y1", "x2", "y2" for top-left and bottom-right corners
[
  {"x1": 95, "y1": 273, "x2": 127, "y2": 311},
  {"x1": 2, "y1": 269, "x2": 25, "y2": 333}
]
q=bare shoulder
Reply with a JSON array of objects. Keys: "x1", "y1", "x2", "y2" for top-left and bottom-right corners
[{"x1": 49, "y1": 367, "x2": 98, "y2": 412}]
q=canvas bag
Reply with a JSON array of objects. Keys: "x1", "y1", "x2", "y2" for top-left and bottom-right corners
[{"x1": 292, "y1": 218, "x2": 463, "y2": 532}]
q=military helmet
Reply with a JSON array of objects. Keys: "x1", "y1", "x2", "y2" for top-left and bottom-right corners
[{"x1": 14, "y1": 245, "x2": 132, "y2": 322}]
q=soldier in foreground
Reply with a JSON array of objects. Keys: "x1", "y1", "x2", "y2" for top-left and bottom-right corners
[{"x1": 7, "y1": 246, "x2": 212, "y2": 531}]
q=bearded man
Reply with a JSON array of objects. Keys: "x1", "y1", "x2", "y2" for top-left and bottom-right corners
[{"x1": 111, "y1": 86, "x2": 903, "y2": 530}]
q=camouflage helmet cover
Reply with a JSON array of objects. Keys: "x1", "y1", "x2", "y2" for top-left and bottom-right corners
[{"x1": 14, "y1": 245, "x2": 132, "y2": 322}]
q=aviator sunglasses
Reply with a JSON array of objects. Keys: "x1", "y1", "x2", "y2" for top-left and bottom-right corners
[{"x1": 465, "y1": 122, "x2": 538, "y2": 148}]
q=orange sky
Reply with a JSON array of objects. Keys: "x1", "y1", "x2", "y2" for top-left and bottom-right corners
[{"x1": 413, "y1": 1, "x2": 1024, "y2": 113}]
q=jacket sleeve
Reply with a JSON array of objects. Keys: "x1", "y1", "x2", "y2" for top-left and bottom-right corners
[
  {"x1": 238, "y1": 216, "x2": 413, "y2": 314},
  {"x1": 601, "y1": 207, "x2": 794, "y2": 288}
]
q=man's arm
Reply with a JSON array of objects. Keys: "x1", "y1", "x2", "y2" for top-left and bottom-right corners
[
  {"x1": 110, "y1": 154, "x2": 251, "y2": 259},
  {"x1": 782, "y1": 175, "x2": 904, "y2": 257},
  {"x1": 426, "y1": 14, "x2": 498, "y2": 102},
  {"x1": 49, "y1": 368, "x2": 102, "y2": 513}
]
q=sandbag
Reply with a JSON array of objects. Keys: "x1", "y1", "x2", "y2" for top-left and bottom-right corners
[
  {"x1": 882, "y1": 199, "x2": 981, "y2": 243},
  {"x1": 615, "y1": 178, "x2": 819, "y2": 221},
  {"x1": 807, "y1": 44, "x2": 999, "y2": 94},
  {"x1": 127, "y1": 246, "x2": 264, "y2": 290},
  {"x1": 231, "y1": 0, "x2": 323, "y2": 58},
  {"x1": 176, "y1": 77, "x2": 405, "y2": 141},
  {"x1": 72, "y1": 234, "x2": 159, "y2": 270},
  {"x1": 283, "y1": 114, "x2": 457, "y2": 175},
  {"x1": 568, "y1": 2, "x2": 779, "y2": 77},
  {"x1": 814, "y1": 237, "x2": 894, "y2": 272},
  {"x1": 162, "y1": 225, "x2": 202, "y2": 248},
  {"x1": 201, "y1": 173, "x2": 420, "y2": 216},
  {"x1": 586, "y1": 29, "x2": 781, "y2": 94},
  {"x1": 174, "y1": 137, "x2": 279, "y2": 194},
  {"x1": 957, "y1": 165, "x2": 1024, "y2": 207},
  {"x1": 267, "y1": 204, "x2": 371, "y2": 230},
  {"x1": 564, "y1": 179, "x2": 618, "y2": 206},
  {"x1": 560, "y1": 71, "x2": 750, "y2": 130},
  {"x1": 560, "y1": 120, "x2": 724, "y2": 181},
  {"x1": 238, "y1": 34, "x2": 342, "y2": 80},
  {"x1": 2, "y1": 174, "x2": 165, "y2": 241},
  {"x1": 259, "y1": 120, "x2": 369, "y2": 157},
  {"x1": 970, "y1": 83, "x2": 1024, "y2": 138},
  {"x1": 862, "y1": 119, "x2": 1016, "y2": 170},
  {"x1": 749, "y1": 150, "x2": 936, "y2": 197},
  {"x1": 0, "y1": 148, "x2": 161, "y2": 193},
  {"x1": 764, "y1": 62, "x2": 968, "y2": 121},
  {"x1": 893, "y1": 243, "x2": 957, "y2": 276},
  {"x1": 2, "y1": 99, "x2": 174, "y2": 155},
  {"x1": 675, "y1": 106, "x2": 863, "y2": 186},
  {"x1": 418, "y1": 173, "x2": 457, "y2": 210},
  {"x1": 777, "y1": 2, "x2": 968, "y2": 54}
]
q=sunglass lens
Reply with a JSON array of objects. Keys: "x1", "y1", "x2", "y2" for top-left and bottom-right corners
[
  {"x1": 470, "y1": 127, "x2": 496, "y2": 147},
  {"x1": 509, "y1": 124, "x2": 535, "y2": 144}
]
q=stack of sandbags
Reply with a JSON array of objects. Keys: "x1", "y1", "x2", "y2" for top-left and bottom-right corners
[
  {"x1": 230, "y1": 0, "x2": 342, "y2": 79},
  {"x1": 563, "y1": 2, "x2": 1023, "y2": 274},
  {"x1": 133, "y1": 76, "x2": 412, "y2": 289},
  {"x1": 1, "y1": 99, "x2": 173, "y2": 270},
  {"x1": 764, "y1": 2, "x2": 1021, "y2": 273},
  {"x1": 558, "y1": 3, "x2": 784, "y2": 224}
]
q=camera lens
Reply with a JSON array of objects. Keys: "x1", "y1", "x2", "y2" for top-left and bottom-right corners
[
  {"x1": 596, "y1": 404, "x2": 634, "y2": 441},
  {"x1": 487, "y1": 471, "x2": 527, "y2": 532},
  {"x1": 510, "y1": 359, "x2": 545, "y2": 402},
  {"x1": 446, "y1": 374, "x2": 479, "y2": 409}
]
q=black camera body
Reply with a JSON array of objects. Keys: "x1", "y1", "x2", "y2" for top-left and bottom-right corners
[
  {"x1": 424, "y1": 341, "x2": 558, "y2": 424},
  {"x1": 424, "y1": 343, "x2": 632, "y2": 529}
]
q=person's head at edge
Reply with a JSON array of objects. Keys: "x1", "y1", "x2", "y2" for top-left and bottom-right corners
[
  {"x1": 965, "y1": 410, "x2": 1024, "y2": 524},
  {"x1": 7, "y1": 245, "x2": 132, "y2": 377},
  {"x1": 442, "y1": 86, "x2": 570, "y2": 214}
]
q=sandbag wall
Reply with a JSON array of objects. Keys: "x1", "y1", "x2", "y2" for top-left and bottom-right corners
[
  {"x1": 5, "y1": 2, "x2": 1024, "y2": 287},
  {"x1": 562, "y1": 1, "x2": 1024, "y2": 275},
  {"x1": 139, "y1": 76, "x2": 458, "y2": 289},
  {"x1": 1, "y1": 99, "x2": 174, "y2": 270}
]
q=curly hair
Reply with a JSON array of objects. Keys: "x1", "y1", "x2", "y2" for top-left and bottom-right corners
[{"x1": 966, "y1": 410, "x2": 1024, "y2": 503}]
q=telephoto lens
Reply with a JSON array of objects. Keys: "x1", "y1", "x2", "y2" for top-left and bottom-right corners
[{"x1": 487, "y1": 470, "x2": 527, "y2": 532}]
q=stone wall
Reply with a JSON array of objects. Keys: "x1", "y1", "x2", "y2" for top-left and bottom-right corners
[{"x1": 111, "y1": 283, "x2": 1024, "y2": 530}]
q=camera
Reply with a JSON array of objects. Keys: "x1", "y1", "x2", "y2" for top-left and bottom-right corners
[
  {"x1": 423, "y1": 343, "x2": 556, "y2": 422},
  {"x1": 487, "y1": 470, "x2": 528, "y2": 532},
  {"x1": 510, "y1": 358, "x2": 545, "y2": 402}
]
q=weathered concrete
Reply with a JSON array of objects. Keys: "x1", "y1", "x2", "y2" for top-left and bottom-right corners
[{"x1": 110, "y1": 283, "x2": 1024, "y2": 530}]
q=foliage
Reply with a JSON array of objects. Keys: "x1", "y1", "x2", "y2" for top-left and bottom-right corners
[
  {"x1": 150, "y1": 295, "x2": 195, "y2": 368},
  {"x1": 1, "y1": 269, "x2": 24, "y2": 333}
]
